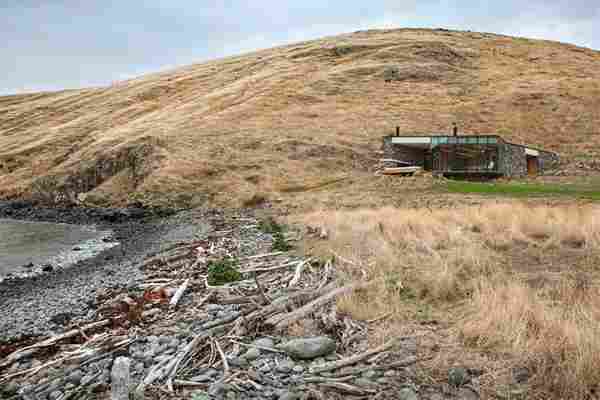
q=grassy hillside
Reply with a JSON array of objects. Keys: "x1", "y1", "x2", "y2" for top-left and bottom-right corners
[{"x1": 1, "y1": 28, "x2": 599, "y2": 207}]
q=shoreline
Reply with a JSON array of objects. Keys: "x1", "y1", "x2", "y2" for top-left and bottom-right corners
[{"x1": 0, "y1": 202, "x2": 210, "y2": 343}]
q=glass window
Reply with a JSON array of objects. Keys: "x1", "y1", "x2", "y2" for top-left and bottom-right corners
[{"x1": 467, "y1": 137, "x2": 477, "y2": 144}]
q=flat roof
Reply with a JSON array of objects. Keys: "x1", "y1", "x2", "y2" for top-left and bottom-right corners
[{"x1": 384, "y1": 134, "x2": 557, "y2": 156}]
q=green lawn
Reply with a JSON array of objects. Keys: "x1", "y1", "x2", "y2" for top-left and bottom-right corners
[{"x1": 445, "y1": 180, "x2": 600, "y2": 200}]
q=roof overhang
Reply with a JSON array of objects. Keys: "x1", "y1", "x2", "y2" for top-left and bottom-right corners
[{"x1": 390, "y1": 136, "x2": 431, "y2": 148}]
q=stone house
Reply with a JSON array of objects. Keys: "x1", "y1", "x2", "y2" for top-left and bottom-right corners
[{"x1": 382, "y1": 132, "x2": 559, "y2": 178}]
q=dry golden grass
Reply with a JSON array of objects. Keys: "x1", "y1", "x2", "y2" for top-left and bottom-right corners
[
  {"x1": 297, "y1": 203, "x2": 600, "y2": 398},
  {"x1": 1, "y1": 28, "x2": 600, "y2": 207}
]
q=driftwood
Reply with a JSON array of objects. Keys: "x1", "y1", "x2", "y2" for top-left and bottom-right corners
[
  {"x1": 239, "y1": 260, "x2": 299, "y2": 274},
  {"x1": 244, "y1": 283, "x2": 337, "y2": 325},
  {"x1": 289, "y1": 259, "x2": 309, "y2": 287},
  {"x1": 169, "y1": 278, "x2": 190, "y2": 307},
  {"x1": 229, "y1": 339, "x2": 284, "y2": 354},
  {"x1": 1, "y1": 308, "x2": 162, "y2": 371},
  {"x1": 320, "y1": 382, "x2": 376, "y2": 395},
  {"x1": 310, "y1": 339, "x2": 397, "y2": 374},
  {"x1": 0, "y1": 319, "x2": 111, "y2": 368},
  {"x1": 239, "y1": 251, "x2": 286, "y2": 260},
  {"x1": 0, "y1": 337, "x2": 134, "y2": 383},
  {"x1": 266, "y1": 282, "x2": 367, "y2": 330},
  {"x1": 111, "y1": 357, "x2": 131, "y2": 400},
  {"x1": 213, "y1": 339, "x2": 229, "y2": 377}
]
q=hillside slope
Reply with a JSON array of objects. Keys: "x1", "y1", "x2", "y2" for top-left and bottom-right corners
[{"x1": 1, "y1": 28, "x2": 599, "y2": 207}]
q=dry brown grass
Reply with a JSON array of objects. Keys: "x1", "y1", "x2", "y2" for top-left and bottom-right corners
[
  {"x1": 1, "y1": 28, "x2": 600, "y2": 207},
  {"x1": 297, "y1": 203, "x2": 600, "y2": 398}
]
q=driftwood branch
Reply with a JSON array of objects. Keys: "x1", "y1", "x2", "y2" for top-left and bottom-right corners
[
  {"x1": 266, "y1": 282, "x2": 369, "y2": 330},
  {"x1": 169, "y1": 278, "x2": 190, "y2": 307},
  {"x1": 310, "y1": 339, "x2": 397, "y2": 374},
  {"x1": 289, "y1": 259, "x2": 309, "y2": 287},
  {"x1": 213, "y1": 339, "x2": 230, "y2": 376}
]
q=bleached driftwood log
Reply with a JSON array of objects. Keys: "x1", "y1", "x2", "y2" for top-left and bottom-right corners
[
  {"x1": 266, "y1": 282, "x2": 369, "y2": 330},
  {"x1": 169, "y1": 278, "x2": 190, "y2": 307},
  {"x1": 310, "y1": 339, "x2": 397, "y2": 374}
]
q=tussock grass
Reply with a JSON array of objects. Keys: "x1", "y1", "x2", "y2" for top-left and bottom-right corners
[
  {"x1": 2, "y1": 28, "x2": 600, "y2": 207},
  {"x1": 299, "y1": 203, "x2": 600, "y2": 398}
]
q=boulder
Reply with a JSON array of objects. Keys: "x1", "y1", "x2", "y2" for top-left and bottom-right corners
[
  {"x1": 448, "y1": 367, "x2": 470, "y2": 387},
  {"x1": 278, "y1": 337, "x2": 336, "y2": 360},
  {"x1": 398, "y1": 387, "x2": 418, "y2": 400}
]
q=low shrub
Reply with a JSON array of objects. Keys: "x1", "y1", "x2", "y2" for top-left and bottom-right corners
[{"x1": 207, "y1": 258, "x2": 242, "y2": 286}]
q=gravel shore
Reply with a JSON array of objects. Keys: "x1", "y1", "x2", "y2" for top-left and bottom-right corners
[{"x1": 0, "y1": 202, "x2": 210, "y2": 342}]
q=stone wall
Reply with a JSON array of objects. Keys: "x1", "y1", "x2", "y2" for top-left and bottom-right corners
[
  {"x1": 501, "y1": 143, "x2": 527, "y2": 178},
  {"x1": 538, "y1": 150, "x2": 560, "y2": 173},
  {"x1": 382, "y1": 137, "x2": 426, "y2": 167}
]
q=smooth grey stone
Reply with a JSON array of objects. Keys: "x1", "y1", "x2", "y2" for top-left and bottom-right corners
[
  {"x1": 254, "y1": 338, "x2": 275, "y2": 348},
  {"x1": 66, "y1": 370, "x2": 83, "y2": 385},
  {"x1": 2, "y1": 382, "x2": 19, "y2": 395},
  {"x1": 278, "y1": 337, "x2": 336, "y2": 360},
  {"x1": 258, "y1": 363, "x2": 272, "y2": 373},
  {"x1": 292, "y1": 365, "x2": 305, "y2": 374},
  {"x1": 207, "y1": 304, "x2": 222, "y2": 313},
  {"x1": 362, "y1": 369, "x2": 382, "y2": 379},
  {"x1": 278, "y1": 391, "x2": 301, "y2": 400},
  {"x1": 48, "y1": 391, "x2": 62, "y2": 400},
  {"x1": 244, "y1": 348, "x2": 261, "y2": 361},
  {"x1": 398, "y1": 387, "x2": 418, "y2": 400},
  {"x1": 168, "y1": 338, "x2": 180, "y2": 349},
  {"x1": 448, "y1": 367, "x2": 470, "y2": 387},
  {"x1": 275, "y1": 360, "x2": 295, "y2": 374},
  {"x1": 229, "y1": 357, "x2": 249, "y2": 368},
  {"x1": 208, "y1": 383, "x2": 230, "y2": 396},
  {"x1": 226, "y1": 391, "x2": 237, "y2": 400},
  {"x1": 354, "y1": 378, "x2": 377, "y2": 388},
  {"x1": 134, "y1": 362, "x2": 145, "y2": 374}
]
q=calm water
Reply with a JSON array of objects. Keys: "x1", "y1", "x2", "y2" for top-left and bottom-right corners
[{"x1": 0, "y1": 218, "x2": 113, "y2": 276}]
